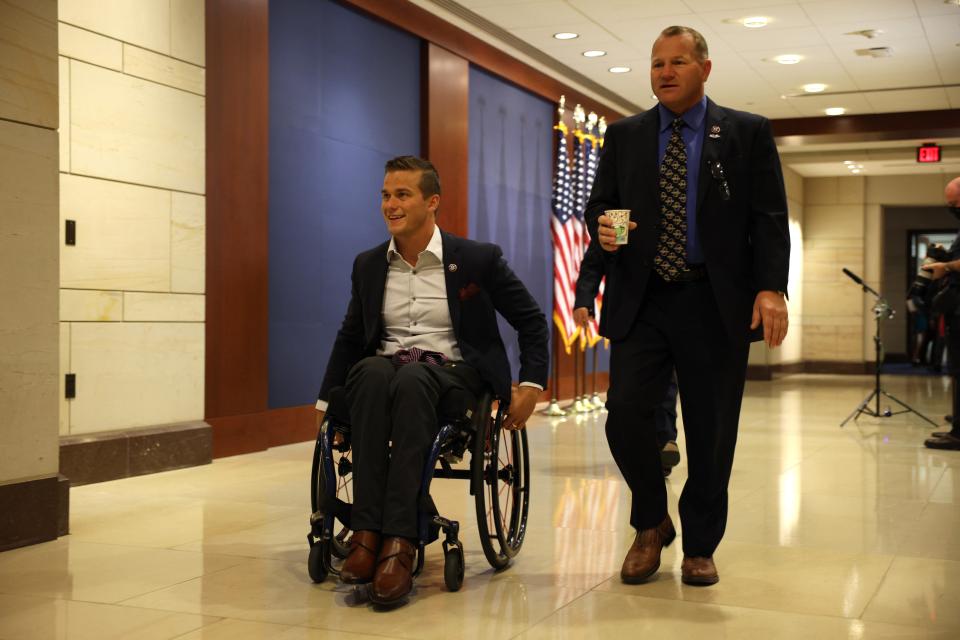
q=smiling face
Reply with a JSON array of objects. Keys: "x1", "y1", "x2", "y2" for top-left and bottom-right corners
[
  {"x1": 381, "y1": 169, "x2": 438, "y2": 244},
  {"x1": 650, "y1": 33, "x2": 712, "y2": 114}
]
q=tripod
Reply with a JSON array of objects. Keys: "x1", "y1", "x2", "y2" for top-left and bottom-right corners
[{"x1": 840, "y1": 268, "x2": 938, "y2": 428}]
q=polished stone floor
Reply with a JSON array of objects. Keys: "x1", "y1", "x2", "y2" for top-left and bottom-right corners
[{"x1": 2, "y1": 374, "x2": 960, "y2": 639}]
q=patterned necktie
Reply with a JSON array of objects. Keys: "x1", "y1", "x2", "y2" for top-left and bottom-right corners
[
  {"x1": 654, "y1": 118, "x2": 688, "y2": 281},
  {"x1": 391, "y1": 347, "x2": 447, "y2": 369}
]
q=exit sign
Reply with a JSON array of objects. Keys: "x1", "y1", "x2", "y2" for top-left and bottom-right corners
[{"x1": 917, "y1": 143, "x2": 941, "y2": 163}]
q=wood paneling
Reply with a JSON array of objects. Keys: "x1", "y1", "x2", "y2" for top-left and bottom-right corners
[
  {"x1": 772, "y1": 109, "x2": 960, "y2": 143},
  {"x1": 208, "y1": 406, "x2": 316, "y2": 459},
  {"x1": 205, "y1": 0, "x2": 269, "y2": 420},
  {"x1": 422, "y1": 42, "x2": 469, "y2": 238}
]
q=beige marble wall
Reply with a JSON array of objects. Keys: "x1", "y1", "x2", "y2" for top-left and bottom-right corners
[
  {"x1": 58, "y1": 1, "x2": 206, "y2": 435},
  {"x1": 801, "y1": 177, "x2": 866, "y2": 363},
  {"x1": 0, "y1": 4, "x2": 60, "y2": 486}
]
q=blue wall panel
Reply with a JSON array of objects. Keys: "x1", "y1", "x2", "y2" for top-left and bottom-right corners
[
  {"x1": 467, "y1": 67, "x2": 555, "y2": 379},
  {"x1": 269, "y1": 0, "x2": 420, "y2": 408},
  {"x1": 468, "y1": 67, "x2": 609, "y2": 378}
]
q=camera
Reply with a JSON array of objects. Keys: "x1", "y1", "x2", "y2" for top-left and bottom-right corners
[{"x1": 907, "y1": 244, "x2": 950, "y2": 305}]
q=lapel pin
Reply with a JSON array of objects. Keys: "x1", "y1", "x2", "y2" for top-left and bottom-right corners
[
  {"x1": 448, "y1": 263, "x2": 458, "y2": 272},
  {"x1": 709, "y1": 125, "x2": 721, "y2": 139}
]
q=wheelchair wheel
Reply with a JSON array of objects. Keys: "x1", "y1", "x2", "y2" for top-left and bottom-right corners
[
  {"x1": 308, "y1": 541, "x2": 329, "y2": 583},
  {"x1": 473, "y1": 399, "x2": 530, "y2": 570},
  {"x1": 311, "y1": 423, "x2": 353, "y2": 560},
  {"x1": 443, "y1": 546, "x2": 464, "y2": 592}
]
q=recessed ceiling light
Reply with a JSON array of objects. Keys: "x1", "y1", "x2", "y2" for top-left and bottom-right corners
[
  {"x1": 773, "y1": 54, "x2": 802, "y2": 65},
  {"x1": 608, "y1": 66, "x2": 631, "y2": 74},
  {"x1": 843, "y1": 160, "x2": 854, "y2": 165},
  {"x1": 553, "y1": 32, "x2": 579, "y2": 40},
  {"x1": 802, "y1": 83, "x2": 827, "y2": 93},
  {"x1": 825, "y1": 107, "x2": 846, "y2": 116},
  {"x1": 582, "y1": 50, "x2": 607, "y2": 58},
  {"x1": 742, "y1": 16, "x2": 769, "y2": 28},
  {"x1": 851, "y1": 169, "x2": 861, "y2": 174}
]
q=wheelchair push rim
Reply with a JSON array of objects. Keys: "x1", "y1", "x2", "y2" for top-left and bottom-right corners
[
  {"x1": 310, "y1": 419, "x2": 353, "y2": 562},
  {"x1": 474, "y1": 398, "x2": 530, "y2": 569}
]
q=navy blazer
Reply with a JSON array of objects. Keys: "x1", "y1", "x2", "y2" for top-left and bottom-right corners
[
  {"x1": 585, "y1": 98, "x2": 790, "y2": 343},
  {"x1": 318, "y1": 230, "x2": 550, "y2": 404}
]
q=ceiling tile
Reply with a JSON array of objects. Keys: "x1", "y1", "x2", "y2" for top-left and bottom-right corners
[
  {"x1": 801, "y1": 0, "x2": 919, "y2": 24},
  {"x1": 786, "y1": 91, "x2": 875, "y2": 116},
  {"x1": 933, "y1": 48, "x2": 960, "y2": 83},
  {"x1": 914, "y1": 0, "x2": 960, "y2": 17},
  {"x1": 946, "y1": 86, "x2": 960, "y2": 109},
  {"x1": 698, "y1": 3, "x2": 814, "y2": 31},
  {"x1": 719, "y1": 26, "x2": 827, "y2": 52},
  {"x1": 605, "y1": 15, "x2": 732, "y2": 53},
  {"x1": 684, "y1": 0, "x2": 801, "y2": 10},
  {"x1": 815, "y1": 17, "x2": 926, "y2": 44},
  {"x1": 864, "y1": 87, "x2": 950, "y2": 112},
  {"x1": 470, "y1": 1, "x2": 586, "y2": 29},
  {"x1": 567, "y1": 0, "x2": 694, "y2": 21}
]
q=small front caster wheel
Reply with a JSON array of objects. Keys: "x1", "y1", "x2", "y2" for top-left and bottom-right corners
[
  {"x1": 308, "y1": 543, "x2": 329, "y2": 583},
  {"x1": 443, "y1": 547, "x2": 465, "y2": 592}
]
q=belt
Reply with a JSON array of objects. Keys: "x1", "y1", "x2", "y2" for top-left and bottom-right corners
[{"x1": 670, "y1": 265, "x2": 708, "y2": 282}]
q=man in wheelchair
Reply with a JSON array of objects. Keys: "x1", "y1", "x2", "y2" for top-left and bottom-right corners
[{"x1": 315, "y1": 156, "x2": 549, "y2": 605}]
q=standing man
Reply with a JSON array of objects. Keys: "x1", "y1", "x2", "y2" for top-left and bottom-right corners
[
  {"x1": 919, "y1": 176, "x2": 960, "y2": 451},
  {"x1": 317, "y1": 156, "x2": 549, "y2": 605},
  {"x1": 586, "y1": 26, "x2": 790, "y2": 586}
]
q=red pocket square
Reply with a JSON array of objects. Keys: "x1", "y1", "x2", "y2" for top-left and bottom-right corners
[{"x1": 459, "y1": 283, "x2": 481, "y2": 301}]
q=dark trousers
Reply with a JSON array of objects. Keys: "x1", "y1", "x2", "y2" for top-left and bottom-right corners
[
  {"x1": 656, "y1": 371, "x2": 679, "y2": 446},
  {"x1": 345, "y1": 356, "x2": 483, "y2": 538},
  {"x1": 605, "y1": 276, "x2": 750, "y2": 557}
]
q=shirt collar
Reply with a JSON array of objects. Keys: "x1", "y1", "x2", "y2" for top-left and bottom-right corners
[
  {"x1": 658, "y1": 95, "x2": 708, "y2": 133},
  {"x1": 386, "y1": 224, "x2": 444, "y2": 263}
]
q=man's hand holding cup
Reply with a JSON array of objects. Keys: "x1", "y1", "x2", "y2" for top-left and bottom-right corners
[{"x1": 598, "y1": 210, "x2": 635, "y2": 252}]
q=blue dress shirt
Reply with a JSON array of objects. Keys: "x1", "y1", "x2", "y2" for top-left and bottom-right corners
[{"x1": 657, "y1": 96, "x2": 707, "y2": 265}]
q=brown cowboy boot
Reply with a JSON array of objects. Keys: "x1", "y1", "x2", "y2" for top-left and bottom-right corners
[
  {"x1": 620, "y1": 515, "x2": 676, "y2": 584},
  {"x1": 682, "y1": 556, "x2": 719, "y2": 586},
  {"x1": 369, "y1": 536, "x2": 417, "y2": 605},
  {"x1": 339, "y1": 530, "x2": 380, "y2": 584}
]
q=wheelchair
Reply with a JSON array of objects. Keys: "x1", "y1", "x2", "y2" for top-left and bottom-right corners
[{"x1": 306, "y1": 385, "x2": 530, "y2": 591}]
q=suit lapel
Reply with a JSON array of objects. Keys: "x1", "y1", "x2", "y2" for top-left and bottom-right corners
[
  {"x1": 366, "y1": 242, "x2": 389, "y2": 347},
  {"x1": 636, "y1": 108, "x2": 660, "y2": 218},
  {"x1": 696, "y1": 99, "x2": 729, "y2": 215},
  {"x1": 441, "y1": 230, "x2": 462, "y2": 334}
]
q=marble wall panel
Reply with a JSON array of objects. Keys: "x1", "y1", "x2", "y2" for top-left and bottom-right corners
[
  {"x1": 805, "y1": 177, "x2": 838, "y2": 206},
  {"x1": 59, "y1": 173, "x2": 171, "y2": 291},
  {"x1": 123, "y1": 44, "x2": 205, "y2": 95},
  {"x1": 0, "y1": 120, "x2": 59, "y2": 480},
  {"x1": 802, "y1": 282, "x2": 864, "y2": 317},
  {"x1": 59, "y1": 0, "x2": 170, "y2": 55},
  {"x1": 783, "y1": 166, "x2": 804, "y2": 206},
  {"x1": 123, "y1": 293, "x2": 204, "y2": 322},
  {"x1": 171, "y1": 192, "x2": 205, "y2": 293},
  {"x1": 804, "y1": 204, "x2": 865, "y2": 239},
  {"x1": 58, "y1": 56, "x2": 69, "y2": 172},
  {"x1": 0, "y1": 0, "x2": 57, "y2": 128},
  {"x1": 58, "y1": 22, "x2": 122, "y2": 70},
  {"x1": 60, "y1": 289, "x2": 122, "y2": 321},
  {"x1": 171, "y1": 0, "x2": 205, "y2": 66},
  {"x1": 70, "y1": 61, "x2": 205, "y2": 193},
  {"x1": 69, "y1": 323, "x2": 204, "y2": 433},
  {"x1": 60, "y1": 323, "x2": 70, "y2": 435},
  {"x1": 866, "y1": 174, "x2": 947, "y2": 205}
]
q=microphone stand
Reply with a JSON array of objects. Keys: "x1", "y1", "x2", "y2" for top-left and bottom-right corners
[{"x1": 840, "y1": 268, "x2": 938, "y2": 427}]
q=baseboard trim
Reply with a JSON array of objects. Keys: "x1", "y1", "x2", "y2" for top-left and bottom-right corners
[
  {"x1": 208, "y1": 406, "x2": 316, "y2": 459},
  {"x1": 60, "y1": 420, "x2": 212, "y2": 486},
  {"x1": 0, "y1": 476, "x2": 61, "y2": 552}
]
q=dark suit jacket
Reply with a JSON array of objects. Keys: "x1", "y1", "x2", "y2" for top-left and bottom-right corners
[
  {"x1": 318, "y1": 230, "x2": 549, "y2": 404},
  {"x1": 585, "y1": 98, "x2": 790, "y2": 343},
  {"x1": 574, "y1": 241, "x2": 605, "y2": 318}
]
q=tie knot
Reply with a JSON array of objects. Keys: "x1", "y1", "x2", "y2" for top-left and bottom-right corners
[{"x1": 672, "y1": 118, "x2": 684, "y2": 132}]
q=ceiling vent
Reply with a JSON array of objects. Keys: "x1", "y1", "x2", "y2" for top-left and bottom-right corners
[
  {"x1": 846, "y1": 29, "x2": 883, "y2": 39},
  {"x1": 855, "y1": 47, "x2": 894, "y2": 58}
]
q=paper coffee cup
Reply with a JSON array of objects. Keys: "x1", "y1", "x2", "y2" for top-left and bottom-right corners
[{"x1": 606, "y1": 209, "x2": 631, "y2": 245}]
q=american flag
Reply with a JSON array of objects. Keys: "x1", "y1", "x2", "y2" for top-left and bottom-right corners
[
  {"x1": 582, "y1": 119, "x2": 604, "y2": 347},
  {"x1": 551, "y1": 117, "x2": 581, "y2": 354}
]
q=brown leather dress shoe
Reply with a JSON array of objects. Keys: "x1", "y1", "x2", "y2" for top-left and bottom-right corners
[
  {"x1": 370, "y1": 537, "x2": 417, "y2": 605},
  {"x1": 339, "y1": 530, "x2": 380, "y2": 584},
  {"x1": 620, "y1": 515, "x2": 676, "y2": 584},
  {"x1": 925, "y1": 433, "x2": 960, "y2": 450},
  {"x1": 681, "y1": 556, "x2": 719, "y2": 586}
]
